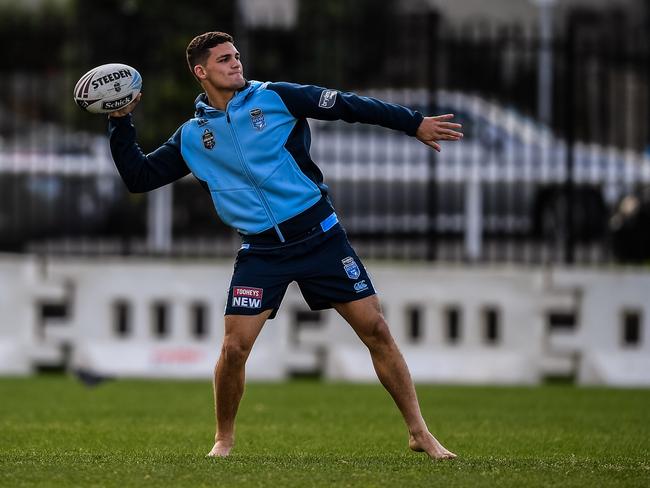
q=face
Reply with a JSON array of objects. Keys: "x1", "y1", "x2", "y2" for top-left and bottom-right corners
[{"x1": 194, "y1": 42, "x2": 245, "y2": 91}]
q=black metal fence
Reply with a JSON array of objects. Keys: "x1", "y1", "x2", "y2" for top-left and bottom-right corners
[{"x1": 1, "y1": 2, "x2": 649, "y2": 264}]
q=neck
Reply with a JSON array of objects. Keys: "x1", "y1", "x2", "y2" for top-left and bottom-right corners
[{"x1": 204, "y1": 85, "x2": 236, "y2": 111}]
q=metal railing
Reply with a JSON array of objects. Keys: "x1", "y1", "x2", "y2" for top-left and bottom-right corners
[{"x1": 0, "y1": 8, "x2": 648, "y2": 264}]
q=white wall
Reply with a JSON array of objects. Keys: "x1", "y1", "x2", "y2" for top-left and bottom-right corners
[
  {"x1": 0, "y1": 255, "x2": 65, "y2": 374},
  {"x1": 550, "y1": 268, "x2": 650, "y2": 386},
  {"x1": 1, "y1": 255, "x2": 648, "y2": 385},
  {"x1": 45, "y1": 258, "x2": 290, "y2": 380}
]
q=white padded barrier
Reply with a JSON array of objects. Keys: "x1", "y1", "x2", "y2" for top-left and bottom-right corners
[
  {"x1": 0, "y1": 255, "x2": 66, "y2": 375},
  {"x1": 3, "y1": 255, "x2": 649, "y2": 386},
  {"x1": 46, "y1": 258, "x2": 290, "y2": 380},
  {"x1": 550, "y1": 269, "x2": 650, "y2": 386},
  {"x1": 298, "y1": 265, "x2": 573, "y2": 384}
]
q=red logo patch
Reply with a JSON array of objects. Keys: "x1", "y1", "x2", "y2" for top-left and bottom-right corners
[
  {"x1": 233, "y1": 287, "x2": 263, "y2": 298},
  {"x1": 232, "y1": 287, "x2": 264, "y2": 308}
]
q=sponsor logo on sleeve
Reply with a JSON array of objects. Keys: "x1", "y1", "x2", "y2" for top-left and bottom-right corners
[
  {"x1": 197, "y1": 118, "x2": 209, "y2": 127},
  {"x1": 249, "y1": 108, "x2": 266, "y2": 130},
  {"x1": 202, "y1": 128, "x2": 215, "y2": 150},
  {"x1": 232, "y1": 287, "x2": 263, "y2": 308},
  {"x1": 318, "y1": 89, "x2": 338, "y2": 109},
  {"x1": 342, "y1": 256, "x2": 361, "y2": 280},
  {"x1": 353, "y1": 280, "x2": 368, "y2": 292}
]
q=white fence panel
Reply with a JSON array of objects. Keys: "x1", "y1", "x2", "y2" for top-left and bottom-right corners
[
  {"x1": 323, "y1": 266, "x2": 568, "y2": 384},
  {"x1": 2, "y1": 255, "x2": 649, "y2": 386},
  {"x1": 0, "y1": 255, "x2": 65, "y2": 375},
  {"x1": 46, "y1": 259, "x2": 289, "y2": 380},
  {"x1": 550, "y1": 269, "x2": 650, "y2": 386}
]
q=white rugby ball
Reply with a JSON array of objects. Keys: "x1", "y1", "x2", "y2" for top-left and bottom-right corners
[{"x1": 73, "y1": 63, "x2": 142, "y2": 114}]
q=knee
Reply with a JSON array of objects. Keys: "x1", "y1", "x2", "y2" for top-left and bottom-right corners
[
  {"x1": 361, "y1": 315, "x2": 394, "y2": 349},
  {"x1": 220, "y1": 338, "x2": 252, "y2": 365}
]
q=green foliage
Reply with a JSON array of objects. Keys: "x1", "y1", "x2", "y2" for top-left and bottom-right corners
[
  {"x1": 0, "y1": 377, "x2": 648, "y2": 487},
  {"x1": 67, "y1": 0, "x2": 236, "y2": 148},
  {"x1": 246, "y1": 0, "x2": 398, "y2": 88},
  {"x1": 0, "y1": 0, "x2": 402, "y2": 146},
  {"x1": 0, "y1": 1, "x2": 71, "y2": 70}
]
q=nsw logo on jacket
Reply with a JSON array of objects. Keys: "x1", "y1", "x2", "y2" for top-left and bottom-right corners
[
  {"x1": 249, "y1": 108, "x2": 266, "y2": 130},
  {"x1": 202, "y1": 128, "x2": 215, "y2": 149}
]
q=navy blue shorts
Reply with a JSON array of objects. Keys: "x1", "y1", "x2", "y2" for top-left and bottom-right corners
[{"x1": 225, "y1": 223, "x2": 376, "y2": 318}]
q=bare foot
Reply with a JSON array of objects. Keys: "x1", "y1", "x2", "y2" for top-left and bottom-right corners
[
  {"x1": 409, "y1": 432, "x2": 457, "y2": 460},
  {"x1": 206, "y1": 439, "x2": 234, "y2": 458}
]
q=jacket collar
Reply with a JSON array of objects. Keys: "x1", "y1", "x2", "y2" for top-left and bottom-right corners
[{"x1": 194, "y1": 80, "x2": 255, "y2": 117}]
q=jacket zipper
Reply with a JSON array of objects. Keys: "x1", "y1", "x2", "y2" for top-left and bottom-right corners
[{"x1": 226, "y1": 109, "x2": 286, "y2": 242}]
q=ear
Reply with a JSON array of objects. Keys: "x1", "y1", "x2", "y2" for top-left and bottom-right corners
[{"x1": 194, "y1": 64, "x2": 206, "y2": 80}]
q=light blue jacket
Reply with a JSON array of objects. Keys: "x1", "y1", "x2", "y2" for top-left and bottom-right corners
[{"x1": 109, "y1": 80, "x2": 423, "y2": 241}]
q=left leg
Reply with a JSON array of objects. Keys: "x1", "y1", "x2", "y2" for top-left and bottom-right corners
[{"x1": 333, "y1": 295, "x2": 456, "y2": 460}]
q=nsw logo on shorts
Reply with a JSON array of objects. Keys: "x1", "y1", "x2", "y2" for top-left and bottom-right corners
[
  {"x1": 232, "y1": 286, "x2": 263, "y2": 308},
  {"x1": 342, "y1": 256, "x2": 361, "y2": 280}
]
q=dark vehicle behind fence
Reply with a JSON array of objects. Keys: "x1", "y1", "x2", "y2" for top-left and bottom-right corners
[{"x1": 311, "y1": 90, "x2": 650, "y2": 249}]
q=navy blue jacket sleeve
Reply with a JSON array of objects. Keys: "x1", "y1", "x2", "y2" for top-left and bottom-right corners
[
  {"x1": 266, "y1": 82, "x2": 424, "y2": 136},
  {"x1": 108, "y1": 115, "x2": 190, "y2": 193}
]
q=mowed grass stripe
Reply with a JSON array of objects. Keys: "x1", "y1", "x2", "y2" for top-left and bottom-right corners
[{"x1": 0, "y1": 377, "x2": 648, "y2": 487}]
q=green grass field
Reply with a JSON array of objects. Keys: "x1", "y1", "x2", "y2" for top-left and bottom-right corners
[{"x1": 0, "y1": 377, "x2": 648, "y2": 487}]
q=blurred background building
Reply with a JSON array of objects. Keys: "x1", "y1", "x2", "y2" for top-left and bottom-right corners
[
  {"x1": 0, "y1": 0, "x2": 649, "y2": 384},
  {"x1": 1, "y1": 0, "x2": 649, "y2": 263}
]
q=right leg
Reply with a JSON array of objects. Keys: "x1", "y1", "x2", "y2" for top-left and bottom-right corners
[{"x1": 207, "y1": 309, "x2": 273, "y2": 457}]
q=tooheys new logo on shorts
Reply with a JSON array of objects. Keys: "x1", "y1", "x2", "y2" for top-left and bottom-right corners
[{"x1": 232, "y1": 287, "x2": 263, "y2": 308}]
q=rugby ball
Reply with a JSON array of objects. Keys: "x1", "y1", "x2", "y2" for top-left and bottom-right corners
[{"x1": 73, "y1": 63, "x2": 142, "y2": 114}]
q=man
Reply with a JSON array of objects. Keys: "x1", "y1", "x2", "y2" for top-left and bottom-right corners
[{"x1": 108, "y1": 31, "x2": 462, "y2": 460}]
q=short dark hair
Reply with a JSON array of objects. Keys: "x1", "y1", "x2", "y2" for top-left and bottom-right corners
[{"x1": 186, "y1": 31, "x2": 234, "y2": 75}]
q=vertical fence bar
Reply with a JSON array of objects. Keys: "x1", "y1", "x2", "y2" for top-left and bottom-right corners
[
  {"x1": 563, "y1": 14, "x2": 577, "y2": 265},
  {"x1": 425, "y1": 12, "x2": 439, "y2": 261}
]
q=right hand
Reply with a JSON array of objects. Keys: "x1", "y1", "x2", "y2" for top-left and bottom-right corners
[
  {"x1": 415, "y1": 114, "x2": 463, "y2": 152},
  {"x1": 108, "y1": 92, "x2": 142, "y2": 118}
]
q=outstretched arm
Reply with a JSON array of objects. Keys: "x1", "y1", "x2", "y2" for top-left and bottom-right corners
[
  {"x1": 267, "y1": 83, "x2": 424, "y2": 135},
  {"x1": 108, "y1": 94, "x2": 191, "y2": 193},
  {"x1": 415, "y1": 114, "x2": 463, "y2": 152},
  {"x1": 266, "y1": 83, "x2": 463, "y2": 151}
]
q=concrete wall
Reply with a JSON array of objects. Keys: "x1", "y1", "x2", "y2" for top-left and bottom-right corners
[
  {"x1": 1, "y1": 254, "x2": 648, "y2": 385},
  {"x1": 0, "y1": 255, "x2": 65, "y2": 374}
]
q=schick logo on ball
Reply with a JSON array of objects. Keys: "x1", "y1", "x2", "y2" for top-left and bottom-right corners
[
  {"x1": 202, "y1": 129, "x2": 215, "y2": 150},
  {"x1": 102, "y1": 94, "x2": 133, "y2": 110},
  {"x1": 249, "y1": 108, "x2": 266, "y2": 130},
  {"x1": 232, "y1": 287, "x2": 263, "y2": 308},
  {"x1": 342, "y1": 256, "x2": 361, "y2": 280}
]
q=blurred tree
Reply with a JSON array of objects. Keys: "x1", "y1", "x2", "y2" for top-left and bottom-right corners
[
  {"x1": 245, "y1": 0, "x2": 397, "y2": 89},
  {"x1": 0, "y1": 1, "x2": 70, "y2": 71},
  {"x1": 70, "y1": 0, "x2": 236, "y2": 148}
]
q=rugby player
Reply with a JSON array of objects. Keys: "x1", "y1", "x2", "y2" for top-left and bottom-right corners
[{"x1": 108, "y1": 31, "x2": 462, "y2": 460}]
